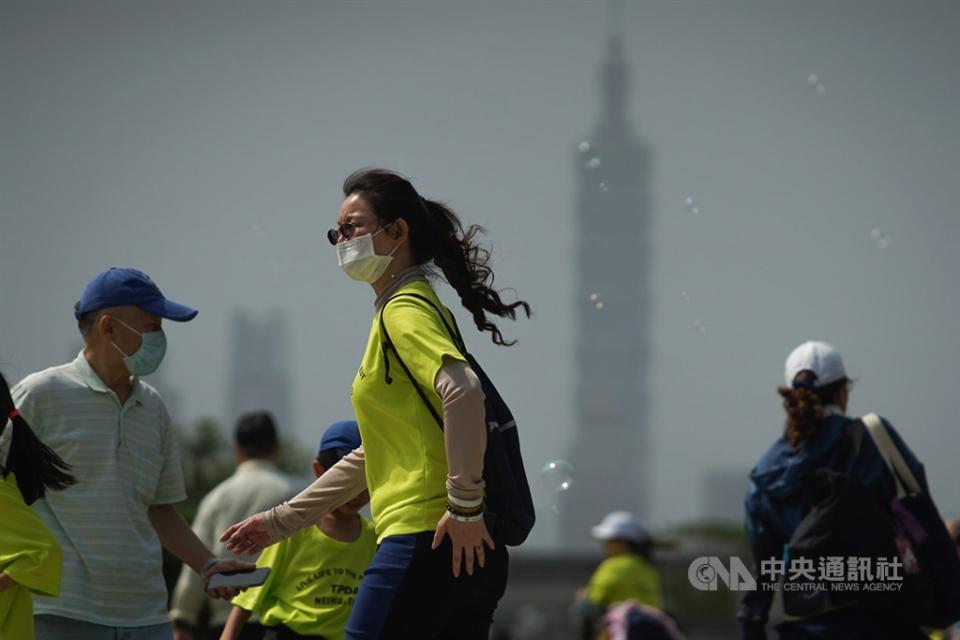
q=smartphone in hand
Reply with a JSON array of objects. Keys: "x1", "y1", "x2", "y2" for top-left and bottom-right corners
[{"x1": 207, "y1": 567, "x2": 270, "y2": 590}]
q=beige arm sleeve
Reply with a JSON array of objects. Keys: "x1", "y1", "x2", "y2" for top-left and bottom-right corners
[
  {"x1": 263, "y1": 446, "x2": 367, "y2": 541},
  {"x1": 435, "y1": 358, "x2": 487, "y2": 505}
]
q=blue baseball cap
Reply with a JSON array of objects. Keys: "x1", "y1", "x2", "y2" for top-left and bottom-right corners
[
  {"x1": 74, "y1": 268, "x2": 198, "y2": 322},
  {"x1": 318, "y1": 420, "x2": 361, "y2": 458}
]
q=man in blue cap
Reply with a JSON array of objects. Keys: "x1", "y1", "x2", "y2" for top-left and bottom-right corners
[{"x1": 12, "y1": 268, "x2": 253, "y2": 640}]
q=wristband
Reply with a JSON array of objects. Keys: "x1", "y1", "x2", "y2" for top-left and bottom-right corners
[
  {"x1": 200, "y1": 557, "x2": 219, "y2": 575},
  {"x1": 446, "y1": 511, "x2": 484, "y2": 523}
]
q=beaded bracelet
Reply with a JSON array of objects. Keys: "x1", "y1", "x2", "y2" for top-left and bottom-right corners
[
  {"x1": 446, "y1": 511, "x2": 485, "y2": 523},
  {"x1": 445, "y1": 501, "x2": 484, "y2": 518}
]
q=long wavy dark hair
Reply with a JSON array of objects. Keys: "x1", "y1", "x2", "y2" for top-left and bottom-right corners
[
  {"x1": 0, "y1": 372, "x2": 76, "y2": 504},
  {"x1": 777, "y1": 371, "x2": 851, "y2": 446},
  {"x1": 343, "y1": 168, "x2": 531, "y2": 346}
]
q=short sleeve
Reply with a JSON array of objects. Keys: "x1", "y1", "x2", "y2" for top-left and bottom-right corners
[
  {"x1": 382, "y1": 297, "x2": 466, "y2": 396},
  {"x1": 0, "y1": 478, "x2": 62, "y2": 597},
  {"x1": 152, "y1": 402, "x2": 186, "y2": 505},
  {"x1": 231, "y1": 540, "x2": 284, "y2": 614},
  {"x1": 11, "y1": 380, "x2": 43, "y2": 440}
]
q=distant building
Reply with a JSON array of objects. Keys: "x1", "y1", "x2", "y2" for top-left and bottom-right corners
[
  {"x1": 562, "y1": 24, "x2": 655, "y2": 549},
  {"x1": 226, "y1": 310, "x2": 293, "y2": 433}
]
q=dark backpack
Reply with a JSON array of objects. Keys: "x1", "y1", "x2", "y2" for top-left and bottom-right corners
[
  {"x1": 782, "y1": 419, "x2": 899, "y2": 617},
  {"x1": 378, "y1": 292, "x2": 536, "y2": 547},
  {"x1": 784, "y1": 417, "x2": 960, "y2": 629}
]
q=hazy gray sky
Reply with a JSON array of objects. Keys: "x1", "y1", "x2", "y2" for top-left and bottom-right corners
[{"x1": 2, "y1": 0, "x2": 959, "y2": 551}]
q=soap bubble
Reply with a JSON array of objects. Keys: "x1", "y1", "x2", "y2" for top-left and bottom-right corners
[
  {"x1": 815, "y1": 83, "x2": 826, "y2": 94},
  {"x1": 599, "y1": 182, "x2": 608, "y2": 192},
  {"x1": 586, "y1": 157, "x2": 601, "y2": 170},
  {"x1": 693, "y1": 319, "x2": 707, "y2": 335},
  {"x1": 684, "y1": 196, "x2": 700, "y2": 214},
  {"x1": 681, "y1": 291, "x2": 691, "y2": 302},
  {"x1": 595, "y1": 301, "x2": 605, "y2": 310},
  {"x1": 869, "y1": 228, "x2": 893, "y2": 250},
  {"x1": 807, "y1": 73, "x2": 819, "y2": 85},
  {"x1": 578, "y1": 141, "x2": 591, "y2": 153},
  {"x1": 589, "y1": 292, "x2": 600, "y2": 302},
  {"x1": 541, "y1": 459, "x2": 574, "y2": 493}
]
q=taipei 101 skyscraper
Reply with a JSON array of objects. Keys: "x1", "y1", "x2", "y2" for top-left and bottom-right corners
[{"x1": 562, "y1": 4, "x2": 654, "y2": 549}]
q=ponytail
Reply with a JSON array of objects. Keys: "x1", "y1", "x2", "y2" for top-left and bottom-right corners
[
  {"x1": 0, "y1": 373, "x2": 76, "y2": 505},
  {"x1": 423, "y1": 199, "x2": 530, "y2": 346},
  {"x1": 777, "y1": 374, "x2": 849, "y2": 447}
]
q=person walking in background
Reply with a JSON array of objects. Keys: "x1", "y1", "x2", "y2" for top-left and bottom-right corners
[
  {"x1": 171, "y1": 411, "x2": 297, "y2": 640},
  {"x1": 13, "y1": 267, "x2": 252, "y2": 640},
  {"x1": 739, "y1": 341, "x2": 929, "y2": 640},
  {"x1": 0, "y1": 373, "x2": 75, "y2": 639},
  {"x1": 221, "y1": 421, "x2": 377, "y2": 640},
  {"x1": 574, "y1": 510, "x2": 664, "y2": 640},
  {"x1": 222, "y1": 168, "x2": 531, "y2": 638}
]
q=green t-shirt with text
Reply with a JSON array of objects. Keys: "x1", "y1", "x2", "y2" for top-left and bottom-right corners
[{"x1": 232, "y1": 517, "x2": 377, "y2": 639}]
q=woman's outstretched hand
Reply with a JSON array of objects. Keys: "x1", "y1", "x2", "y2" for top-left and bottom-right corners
[
  {"x1": 220, "y1": 512, "x2": 276, "y2": 555},
  {"x1": 432, "y1": 512, "x2": 495, "y2": 577}
]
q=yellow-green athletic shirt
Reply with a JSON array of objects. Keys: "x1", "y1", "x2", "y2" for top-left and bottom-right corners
[
  {"x1": 232, "y1": 517, "x2": 377, "y2": 639},
  {"x1": 586, "y1": 553, "x2": 663, "y2": 609},
  {"x1": 0, "y1": 472, "x2": 62, "y2": 640},
  {"x1": 351, "y1": 280, "x2": 467, "y2": 542}
]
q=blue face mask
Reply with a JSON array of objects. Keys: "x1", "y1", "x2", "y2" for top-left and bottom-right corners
[{"x1": 111, "y1": 317, "x2": 167, "y2": 376}]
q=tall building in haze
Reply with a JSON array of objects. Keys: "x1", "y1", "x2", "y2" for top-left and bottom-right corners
[{"x1": 562, "y1": 25, "x2": 654, "y2": 549}]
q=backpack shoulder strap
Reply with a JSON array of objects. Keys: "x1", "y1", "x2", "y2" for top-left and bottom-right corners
[
  {"x1": 378, "y1": 293, "x2": 464, "y2": 430},
  {"x1": 862, "y1": 412, "x2": 920, "y2": 496}
]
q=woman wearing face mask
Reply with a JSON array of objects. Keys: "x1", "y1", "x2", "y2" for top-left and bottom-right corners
[
  {"x1": 223, "y1": 168, "x2": 530, "y2": 638},
  {"x1": 0, "y1": 372, "x2": 75, "y2": 639}
]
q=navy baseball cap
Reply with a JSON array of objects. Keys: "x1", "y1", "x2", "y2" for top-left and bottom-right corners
[
  {"x1": 318, "y1": 420, "x2": 361, "y2": 458},
  {"x1": 74, "y1": 268, "x2": 198, "y2": 321}
]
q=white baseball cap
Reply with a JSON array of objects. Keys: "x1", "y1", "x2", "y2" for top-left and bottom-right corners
[
  {"x1": 590, "y1": 511, "x2": 649, "y2": 543},
  {"x1": 784, "y1": 341, "x2": 847, "y2": 388}
]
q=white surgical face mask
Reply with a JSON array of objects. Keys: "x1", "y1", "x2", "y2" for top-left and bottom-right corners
[{"x1": 336, "y1": 226, "x2": 398, "y2": 282}]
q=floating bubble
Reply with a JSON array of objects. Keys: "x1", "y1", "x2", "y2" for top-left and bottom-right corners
[
  {"x1": 599, "y1": 182, "x2": 608, "y2": 192},
  {"x1": 595, "y1": 301, "x2": 605, "y2": 310},
  {"x1": 693, "y1": 319, "x2": 707, "y2": 335},
  {"x1": 586, "y1": 157, "x2": 601, "y2": 170},
  {"x1": 589, "y1": 292, "x2": 600, "y2": 302},
  {"x1": 815, "y1": 83, "x2": 826, "y2": 94},
  {"x1": 681, "y1": 291, "x2": 691, "y2": 302},
  {"x1": 578, "y1": 141, "x2": 591, "y2": 153},
  {"x1": 684, "y1": 196, "x2": 700, "y2": 214},
  {"x1": 807, "y1": 73, "x2": 819, "y2": 85},
  {"x1": 691, "y1": 206, "x2": 700, "y2": 215},
  {"x1": 541, "y1": 459, "x2": 574, "y2": 493},
  {"x1": 684, "y1": 196, "x2": 695, "y2": 207},
  {"x1": 870, "y1": 228, "x2": 892, "y2": 250}
]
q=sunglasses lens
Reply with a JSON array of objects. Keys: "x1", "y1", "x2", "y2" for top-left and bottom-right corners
[{"x1": 326, "y1": 229, "x2": 339, "y2": 245}]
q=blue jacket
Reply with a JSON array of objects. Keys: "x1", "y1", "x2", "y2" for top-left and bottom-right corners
[{"x1": 738, "y1": 414, "x2": 928, "y2": 640}]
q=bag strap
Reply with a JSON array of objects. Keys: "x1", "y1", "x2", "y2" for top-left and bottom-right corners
[
  {"x1": 378, "y1": 293, "x2": 467, "y2": 430},
  {"x1": 862, "y1": 412, "x2": 920, "y2": 497}
]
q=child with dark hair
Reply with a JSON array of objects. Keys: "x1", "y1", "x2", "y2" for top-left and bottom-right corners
[
  {"x1": 221, "y1": 421, "x2": 376, "y2": 640},
  {"x1": 0, "y1": 372, "x2": 75, "y2": 639}
]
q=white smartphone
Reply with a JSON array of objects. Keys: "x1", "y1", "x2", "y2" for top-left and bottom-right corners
[{"x1": 207, "y1": 567, "x2": 271, "y2": 590}]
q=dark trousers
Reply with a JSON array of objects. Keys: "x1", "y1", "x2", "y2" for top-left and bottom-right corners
[
  {"x1": 262, "y1": 624, "x2": 325, "y2": 639},
  {"x1": 344, "y1": 531, "x2": 509, "y2": 639}
]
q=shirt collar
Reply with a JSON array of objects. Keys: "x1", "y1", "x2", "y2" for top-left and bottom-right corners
[
  {"x1": 236, "y1": 459, "x2": 279, "y2": 474},
  {"x1": 71, "y1": 351, "x2": 144, "y2": 404}
]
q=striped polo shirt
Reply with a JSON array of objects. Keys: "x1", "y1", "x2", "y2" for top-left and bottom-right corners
[{"x1": 12, "y1": 351, "x2": 186, "y2": 626}]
